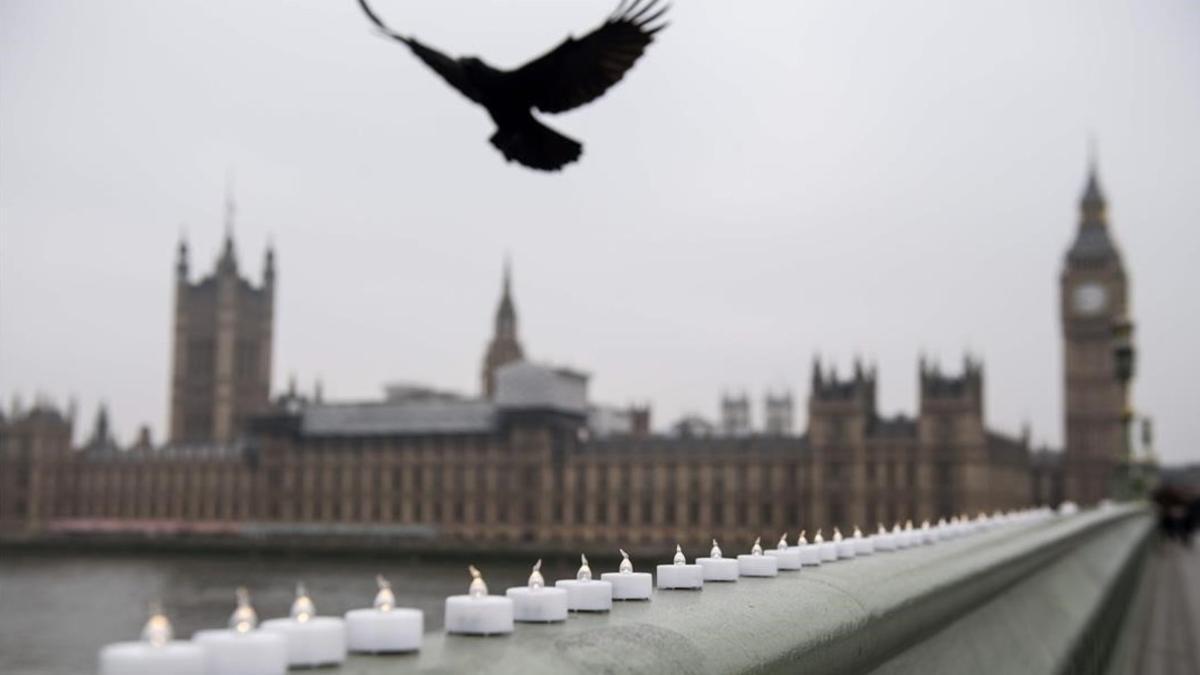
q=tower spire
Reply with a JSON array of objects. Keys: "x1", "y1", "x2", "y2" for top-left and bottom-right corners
[
  {"x1": 1080, "y1": 140, "x2": 1106, "y2": 228},
  {"x1": 481, "y1": 254, "x2": 525, "y2": 397},
  {"x1": 263, "y1": 233, "x2": 276, "y2": 288},
  {"x1": 503, "y1": 252, "x2": 512, "y2": 298},
  {"x1": 224, "y1": 171, "x2": 236, "y2": 242},
  {"x1": 176, "y1": 227, "x2": 190, "y2": 282},
  {"x1": 1087, "y1": 132, "x2": 1098, "y2": 177},
  {"x1": 218, "y1": 174, "x2": 239, "y2": 273},
  {"x1": 495, "y1": 256, "x2": 516, "y2": 338},
  {"x1": 1084, "y1": 139, "x2": 1103, "y2": 198}
]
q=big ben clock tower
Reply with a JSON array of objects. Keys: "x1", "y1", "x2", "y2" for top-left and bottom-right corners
[{"x1": 1061, "y1": 158, "x2": 1132, "y2": 504}]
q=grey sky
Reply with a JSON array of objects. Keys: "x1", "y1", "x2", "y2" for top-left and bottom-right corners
[{"x1": 2, "y1": 0, "x2": 1198, "y2": 464}]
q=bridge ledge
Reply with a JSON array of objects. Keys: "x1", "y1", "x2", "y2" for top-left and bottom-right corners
[{"x1": 335, "y1": 504, "x2": 1150, "y2": 675}]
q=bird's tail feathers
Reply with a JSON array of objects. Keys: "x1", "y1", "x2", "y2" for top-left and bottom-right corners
[{"x1": 490, "y1": 119, "x2": 582, "y2": 172}]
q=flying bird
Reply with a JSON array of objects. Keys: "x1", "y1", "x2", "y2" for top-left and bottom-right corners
[{"x1": 356, "y1": 0, "x2": 668, "y2": 171}]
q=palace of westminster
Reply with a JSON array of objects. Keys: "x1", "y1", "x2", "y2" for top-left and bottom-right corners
[{"x1": 0, "y1": 161, "x2": 1136, "y2": 553}]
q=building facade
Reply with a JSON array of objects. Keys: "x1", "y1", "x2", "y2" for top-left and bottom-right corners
[
  {"x1": 0, "y1": 356, "x2": 1034, "y2": 552},
  {"x1": 0, "y1": 162, "x2": 1131, "y2": 552}
]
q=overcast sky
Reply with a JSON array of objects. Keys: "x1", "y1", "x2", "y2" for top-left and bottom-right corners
[{"x1": 2, "y1": 0, "x2": 1198, "y2": 464}]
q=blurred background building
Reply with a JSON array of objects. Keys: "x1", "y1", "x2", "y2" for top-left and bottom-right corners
[{"x1": 0, "y1": 163, "x2": 1145, "y2": 552}]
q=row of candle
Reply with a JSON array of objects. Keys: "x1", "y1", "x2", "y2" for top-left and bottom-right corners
[
  {"x1": 98, "y1": 576, "x2": 420, "y2": 674},
  {"x1": 98, "y1": 504, "x2": 1072, "y2": 674}
]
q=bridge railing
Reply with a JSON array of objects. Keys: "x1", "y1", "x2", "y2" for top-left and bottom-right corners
[{"x1": 339, "y1": 503, "x2": 1151, "y2": 675}]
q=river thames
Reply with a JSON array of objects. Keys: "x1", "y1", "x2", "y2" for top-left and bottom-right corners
[{"x1": 0, "y1": 549, "x2": 583, "y2": 675}]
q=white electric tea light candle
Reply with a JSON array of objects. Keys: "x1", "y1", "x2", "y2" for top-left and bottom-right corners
[
  {"x1": 919, "y1": 520, "x2": 934, "y2": 545},
  {"x1": 765, "y1": 533, "x2": 802, "y2": 570},
  {"x1": 192, "y1": 588, "x2": 287, "y2": 675},
  {"x1": 507, "y1": 559, "x2": 568, "y2": 622},
  {"x1": 852, "y1": 526, "x2": 875, "y2": 555},
  {"x1": 951, "y1": 515, "x2": 967, "y2": 538},
  {"x1": 556, "y1": 554, "x2": 614, "y2": 612},
  {"x1": 737, "y1": 537, "x2": 779, "y2": 577},
  {"x1": 833, "y1": 528, "x2": 857, "y2": 560},
  {"x1": 942, "y1": 516, "x2": 957, "y2": 539},
  {"x1": 260, "y1": 583, "x2": 347, "y2": 668},
  {"x1": 932, "y1": 517, "x2": 947, "y2": 542},
  {"x1": 697, "y1": 539, "x2": 739, "y2": 581},
  {"x1": 601, "y1": 549, "x2": 653, "y2": 600},
  {"x1": 873, "y1": 524, "x2": 896, "y2": 552},
  {"x1": 797, "y1": 530, "x2": 822, "y2": 566},
  {"x1": 976, "y1": 512, "x2": 991, "y2": 532},
  {"x1": 344, "y1": 574, "x2": 423, "y2": 653},
  {"x1": 815, "y1": 529, "x2": 838, "y2": 562},
  {"x1": 445, "y1": 565, "x2": 513, "y2": 635},
  {"x1": 99, "y1": 603, "x2": 206, "y2": 675},
  {"x1": 656, "y1": 545, "x2": 704, "y2": 589}
]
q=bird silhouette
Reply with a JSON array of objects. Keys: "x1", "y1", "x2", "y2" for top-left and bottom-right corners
[{"x1": 356, "y1": 0, "x2": 668, "y2": 171}]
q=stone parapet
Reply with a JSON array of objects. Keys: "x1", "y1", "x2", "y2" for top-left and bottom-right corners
[{"x1": 338, "y1": 504, "x2": 1150, "y2": 674}]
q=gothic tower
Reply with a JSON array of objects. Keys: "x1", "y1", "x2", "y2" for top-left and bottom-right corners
[
  {"x1": 720, "y1": 393, "x2": 751, "y2": 436},
  {"x1": 917, "y1": 356, "x2": 987, "y2": 517},
  {"x1": 481, "y1": 258, "x2": 524, "y2": 398},
  {"x1": 169, "y1": 193, "x2": 275, "y2": 444},
  {"x1": 807, "y1": 357, "x2": 877, "y2": 529},
  {"x1": 764, "y1": 391, "x2": 794, "y2": 436},
  {"x1": 1061, "y1": 157, "x2": 1130, "y2": 503}
]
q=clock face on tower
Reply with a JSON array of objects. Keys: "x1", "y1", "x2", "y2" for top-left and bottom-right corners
[{"x1": 1072, "y1": 282, "x2": 1108, "y2": 316}]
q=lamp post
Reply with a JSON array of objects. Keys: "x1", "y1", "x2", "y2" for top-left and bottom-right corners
[
  {"x1": 1111, "y1": 315, "x2": 1136, "y2": 498},
  {"x1": 1139, "y1": 417, "x2": 1158, "y2": 493}
]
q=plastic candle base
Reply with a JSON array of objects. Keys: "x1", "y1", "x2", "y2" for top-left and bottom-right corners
[
  {"x1": 697, "y1": 557, "x2": 739, "y2": 581},
  {"x1": 799, "y1": 545, "x2": 823, "y2": 566},
  {"x1": 259, "y1": 616, "x2": 346, "y2": 668},
  {"x1": 765, "y1": 549, "x2": 802, "y2": 570},
  {"x1": 874, "y1": 535, "x2": 897, "y2": 552},
  {"x1": 835, "y1": 541, "x2": 857, "y2": 559},
  {"x1": 99, "y1": 642, "x2": 206, "y2": 675},
  {"x1": 444, "y1": 595, "x2": 513, "y2": 635},
  {"x1": 601, "y1": 572, "x2": 653, "y2": 600},
  {"x1": 192, "y1": 629, "x2": 287, "y2": 675},
  {"x1": 737, "y1": 555, "x2": 779, "y2": 577},
  {"x1": 854, "y1": 538, "x2": 875, "y2": 555},
  {"x1": 344, "y1": 608, "x2": 423, "y2": 653},
  {"x1": 655, "y1": 564, "x2": 703, "y2": 589},
  {"x1": 819, "y1": 543, "x2": 839, "y2": 562},
  {"x1": 556, "y1": 579, "x2": 613, "y2": 612},
  {"x1": 506, "y1": 587, "x2": 569, "y2": 623}
]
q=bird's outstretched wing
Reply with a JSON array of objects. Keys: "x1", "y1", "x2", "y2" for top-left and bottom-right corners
[
  {"x1": 511, "y1": 0, "x2": 668, "y2": 114},
  {"x1": 356, "y1": 0, "x2": 483, "y2": 104}
]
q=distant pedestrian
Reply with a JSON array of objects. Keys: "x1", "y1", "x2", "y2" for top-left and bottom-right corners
[{"x1": 1153, "y1": 484, "x2": 1196, "y2": 545}]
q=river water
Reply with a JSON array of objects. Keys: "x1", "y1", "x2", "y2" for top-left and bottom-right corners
[{"x1": 0, "y1": 550, "x2": 582, "y2": 675}]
